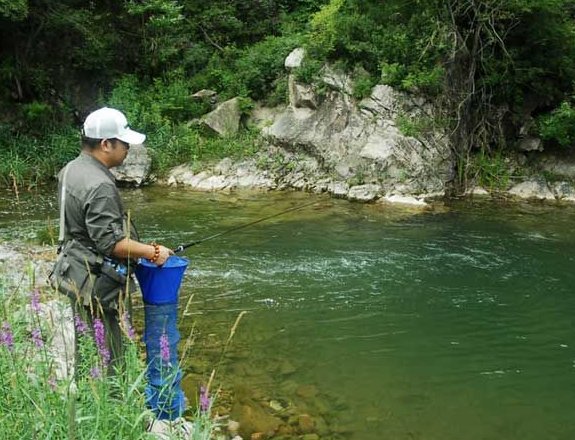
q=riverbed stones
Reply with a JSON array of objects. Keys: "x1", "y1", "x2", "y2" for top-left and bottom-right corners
[
  {"x1": 278, "y1": 360, "x2": 297, "y2": 376},
  {"x1": 231, "y1": 402, "x2": 282, "y2": 439},
  {"x1": 297, "y1": 414, "x2": 315, "y2": 434},
  {"x1": 296, "y1": 385, "x2": 318, "y2": 399}
]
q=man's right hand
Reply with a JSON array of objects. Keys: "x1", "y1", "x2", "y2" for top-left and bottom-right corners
[{"x1": 155, "y1": 245, "x2": 174, "y2": 266}]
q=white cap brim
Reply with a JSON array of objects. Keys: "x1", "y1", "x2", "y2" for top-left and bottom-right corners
[{"x1": 116, "y1": 129, "x2": 146, "y2": 145}]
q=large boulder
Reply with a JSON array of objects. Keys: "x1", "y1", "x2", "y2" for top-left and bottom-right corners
[
  {"x1": 285, "y1": 48, "x2": 306, "y2": 69},
  {"x1": 263, "y1": 50, "x2": 452, "y2": 197},
  {"x1": 534, "y1": 150, "x2": 575, "y2": 180},
  {"x1": 508, "y1": 179, "x2": 555, "y2": 200},
  {"x1": 111, "y1": 144, "x2": 151, "y2": 186},
  {"x1": 201, "y1": 97, "x2": 242, "y2": 136}
]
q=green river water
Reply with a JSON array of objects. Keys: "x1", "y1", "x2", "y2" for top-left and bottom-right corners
[{"x1": 1, "y1": 186, "x2": 575, "y2": 440}]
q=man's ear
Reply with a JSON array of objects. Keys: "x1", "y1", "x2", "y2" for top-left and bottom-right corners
[{"x1": 100, "y1": 139, "x2": 111, "y2": 152}]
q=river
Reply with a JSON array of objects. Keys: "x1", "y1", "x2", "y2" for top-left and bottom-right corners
[{"x1": 2, "y1": 186, "x2": 575, "y2": 440}]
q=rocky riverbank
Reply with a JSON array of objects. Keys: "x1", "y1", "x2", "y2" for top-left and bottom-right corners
[{"x1": 113, "y1": 48, "x2": 575, "y2": 208}]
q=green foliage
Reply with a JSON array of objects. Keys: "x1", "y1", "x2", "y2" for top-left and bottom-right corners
[
  {"x1": 472, "y1": 150, "x2": 512, "y2": 191},
  {"x1": 0, "y1": 125, "x2": 79, "y2": 187},
  {"x1": 396, "y1": 115, "x2": 436, "y2": 138},
  {"x1": 294, "y1": 57, "x2": 323, "y2": 84},
  {"x1": 126, "y1": 0, "x2": 186, "y2": 73},
  {"x1": 1, "y1": 0, "x2": 575, "y2": 190},
  {"x1": 308, "y1": 0, "x2": 345, "y2": 57},
  {"x1": 538, "y1": 100, "x2": 575, "y2": 148},
  {"x1": 0, "y1": 285, "x2": 148, "y2": 438},
  {"x1": 0, "y1": 0, "x2": 27, "y2": 20},
  {"x1": 304, "y1": 0, "x2": 447, "y2": 95},
  {"x1": 265, "y1": 75, "x2": 289, "y2": 107},
  {"x1": 351, "y1": 66, "x2": 376, "y2": 100},
  {"x1": 204, "y1": 34, "x2": 302, "y2": 101}
]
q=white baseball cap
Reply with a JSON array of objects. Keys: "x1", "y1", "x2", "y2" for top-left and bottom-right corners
[{"x1": 82, "y1": 107, "x2": 146, "y2": 145}]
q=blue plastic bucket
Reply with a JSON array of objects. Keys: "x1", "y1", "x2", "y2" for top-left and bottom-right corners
[{"x1": 135, "y1": 256, "x2": 189, "y2": 305}]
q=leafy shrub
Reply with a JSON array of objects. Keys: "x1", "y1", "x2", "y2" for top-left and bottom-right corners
[
  {"x1": 471, "y1": 149, "x2": 512, "y2": 191},
  {"x1": 351, "y1": 66, "x2": 376, "y2": 100},
  {"x1": 538, "y1": 100, "x2": 575, "y2": 148}
]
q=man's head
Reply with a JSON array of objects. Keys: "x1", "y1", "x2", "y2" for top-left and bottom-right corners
[{"x1": 81, "y1": 107, "x2": 146, "y2": 168}]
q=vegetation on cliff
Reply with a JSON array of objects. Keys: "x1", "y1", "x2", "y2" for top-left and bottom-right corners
[{"x1": 1, "y1": 0, "x2": 574, "y2": 190}]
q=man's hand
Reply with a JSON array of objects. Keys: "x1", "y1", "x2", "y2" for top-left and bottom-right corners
[
  {"x1": 112, "y1": 238, "x2": 174, "y2": 264},
  {"x1": 155, "y1": 245, "x2": 174, "y2": 266}
]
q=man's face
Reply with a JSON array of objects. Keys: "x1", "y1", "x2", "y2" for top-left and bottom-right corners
[{"x1": 107, "y1": 139, "x2": 130, "y2": 167}]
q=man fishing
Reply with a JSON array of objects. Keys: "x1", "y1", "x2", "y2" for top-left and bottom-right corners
[{"x1": 52, "y1": 107, "x2": 173, "y2": 373}]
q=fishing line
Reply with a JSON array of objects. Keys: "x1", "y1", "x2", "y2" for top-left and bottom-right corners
[{"x1": 173, "y1": 198, "x2": 327, "y2": 253}]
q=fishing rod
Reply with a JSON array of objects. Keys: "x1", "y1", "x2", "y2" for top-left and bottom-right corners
[{"x1": 173, "y1": 198, "x2": 326, "y2": 253}]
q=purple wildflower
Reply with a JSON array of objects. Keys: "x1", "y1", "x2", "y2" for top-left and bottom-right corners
[
  {"x1": 30, "y1": 289, "x2": 42, "y2": 313},
  {"x1": 74, "y1": 315, "x2": 88, "y2": 336},
  {"x1": 199, "y1": 385, "x2": 211, "y2": 413},
  {"x1": 93, "y1": 318, "x2": 109, "y2": 367},
  {"x1": 122, "y1": 311, "x2": 135, "y2": 340},
  {"x1": 0, "y1": 322, "x2": 13, "y2": 351},
  {"x1": 159, "y1": 333, "x2": 170, "y2": 363},
  {"x1": 90, "y1": 367, "x2": 101, "y2": 379},
  {"x1": 31, "y1": 329, "x2": 43, "y2": 349},
  {"x1": 93, "y1": 319, "x2": 105, "y2": 348},
  {"x1": 99, "y1": 348, "x2": 110, "y2": 367},
  {"x1": 48, "y1": 376, "x2": 57, "y2": 392}
]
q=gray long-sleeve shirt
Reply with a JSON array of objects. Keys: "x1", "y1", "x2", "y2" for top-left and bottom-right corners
[{"x1": 58, "y1": 152, "x2": 126, "y2": 256}]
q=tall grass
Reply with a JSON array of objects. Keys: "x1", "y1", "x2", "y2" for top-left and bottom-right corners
[
  {"x1": 0, "y1": 264, "x2": 218, "y2": 439},
  {"x1": 0, "y1": 125, "x2": 80, "y2": 189}
]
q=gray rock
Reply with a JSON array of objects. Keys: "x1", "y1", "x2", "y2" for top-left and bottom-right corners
[
  {"x1": 195, "y1": 175, "x2": 230, "y2": 191},
  {"x1": 249, "y1": 105, "x2": 284, "y2": 130},
  {"x1": 215, "y1": 158, "x2": 234, "y2": 175},
  {"x1": 536, "y1": 152, "x2": 575, "y2": 180},
  {"x1": 380, "y1": 194, "x2": 428, "y2": 207},
  {"x1": 552, "y1": 182, "x2": 575, "y2": 202},
  {"x1": 517, "y1": 136, "x2": 543, "y2": 152},
  {"x1": 202, "y1": 97, "x2": 242, "y2": 136},
  {"x1": 289, "y1": 76, "x2": 317, "y2": 109},
  {"x1": 508, "y1": 180, "x2": 556, "y2": 200},
  {"x1": 465, "y1": 187, "x2": 490, "y2": 196},
  {"x1": 348, "y1": 184, "x2": 381, "y2": 202},
  {"x1": 327, "y1": 182, "x2": 349, "y2": 198},
  {"x1": 263, "y1": 57, "x2": 452, "y2": 197},
  {"x1": 321, "y1": 65, "x2": 354, "y2": 95},
  {"x1": 192, "y1": 89, "x2": 218, "y2": 104},
  {"x1": 285, "y1": 48, "x2": 306, "y2": 69},
  {"x1": 111, "y1": 144, "x2": 151, "y2": 186}
]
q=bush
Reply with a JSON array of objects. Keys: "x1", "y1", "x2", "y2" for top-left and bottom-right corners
[
  {"x1": 538, "y1": 100, "x2": 575, "y2": 148},
  {"x1": 471, "y1": 149, "x2": 512, "y2": 191}
]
